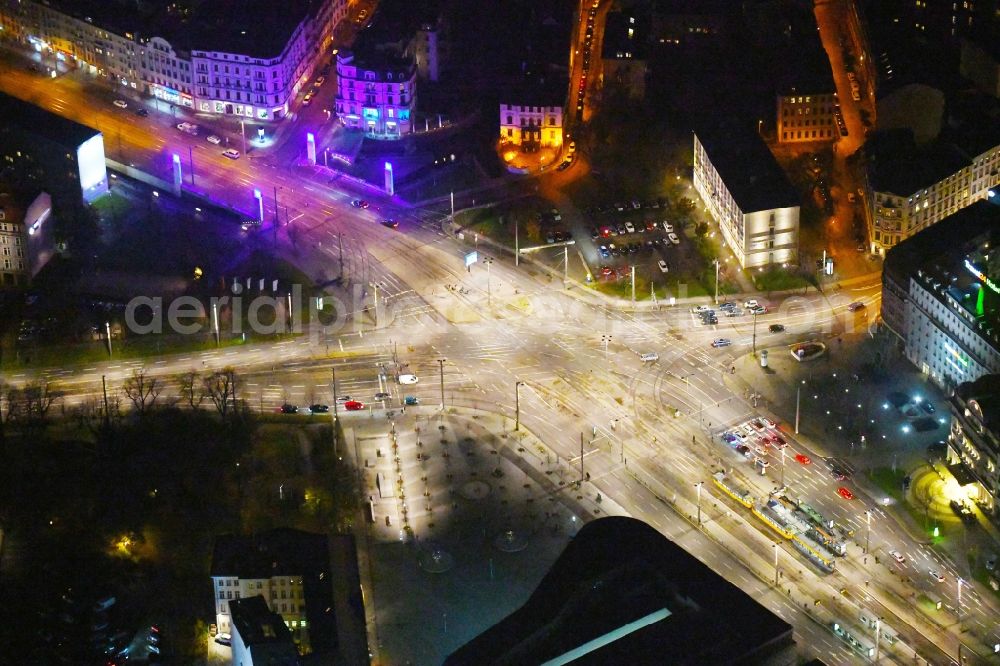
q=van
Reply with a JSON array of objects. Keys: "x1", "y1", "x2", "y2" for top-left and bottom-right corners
[{"x1": 640, "y1": 352, "x2": 659, "y2": 362}]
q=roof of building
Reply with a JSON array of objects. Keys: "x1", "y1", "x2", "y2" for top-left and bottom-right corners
[
  {"x1": 337, "y1": 49, "x2": 416, "y2": 80},
  {"x1": 941, "y1": 91, "x2": 1000, "y2": 159},
  {"x1": 866, "y1": 129, "x2": 972, "y2": 196},
  {"x1": 603, "y1": 11, "x2": 648, "y2": 60},
  {"x1": 763, "y1": 1, "x2": 835, "y2": 95},
  {"x1": 43, "y1": 0, "x2": 325, "y2": 59},
  {"x1": 0, "y1": 92, "x2": 100, "y2": 149},
  {"x1": 883, "y1": 199, "x2": 1000, "y2": 341},
  {"x1": 652, "y1": 0, "x2": 736, "y2": 15},
  {"x1": 694, "y1": 120, "x2": 801, "y2": 213},
  {"x1": 354, "y1": 0, "x2": 441, "y2": 47},
  {"x1": 955, "y1": 374, "x2": 1000, "y2": 431},
  {"x1": 211, "y1": 528, "x2": 330, "y2": 579},
  {"x1": 445, "y1": 517, "x2": 793, "y2": 666},
  {"x1": 229, "y1": 596, "x2": 300, "y2": 665}
]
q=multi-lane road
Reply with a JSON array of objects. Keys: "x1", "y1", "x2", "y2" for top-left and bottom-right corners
[{"x1": 1, "y1": 38, "x2": 997, "y2": 664}]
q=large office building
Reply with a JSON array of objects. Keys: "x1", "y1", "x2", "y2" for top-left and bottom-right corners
[
  {"x1": 0, "y1": 0, "x2": 346, "y2": 121},
  {"x1": 693, "y1": 123, "x2": 800, "y2": 269},
  {"x1": 0, "y1": 91, "x2": 108, "y2": 210},
  {"x1": 881, "y1": 199, "x2": 1000, "y2": 390},
  {"x1": 210, "y1": 528, "x2": 336, "y2": 656},
  {"x1": 866, "y1": 121, "x2": 1000, "y2": 255},
  {"x1": 446, "y1": 517, "x2": 793, "y2": 665},
  {"x1": 335, "y1": 49, "x2": 417, "y2": 138},
  {"x1": 947, "y1": 374, "x2": 1000, "y2": 522}
]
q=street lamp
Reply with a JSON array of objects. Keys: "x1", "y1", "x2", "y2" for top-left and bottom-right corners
[
  {"x1": 437, "y1": 358, "x2": 446, "y2": 410},
  {"x1": 773, "y1": 543, "x2": 779, "y2": 585},
  {"x1": 484, "y1": 256, "x2": 493, "y2": 306},
  {"x1": 957, "y1": 578, "x2": 964, "y2": 630},
  {"x1": 515, "y1": 381, "x2": 524, "y2": 431},
  {"x1": 713, "y1": 258, "x2": 720, "y2": 304},
  {"x1": 600, "y1": 334, "x2": 612, "y2": 363},
  {"x1": 780, "y1": 446, "x2": 786, "y2": 486},
  {"x1": 695, "y1": 481, "x2": 703, "y2": 525},
  {"x1": 865, "y1": 510, "x2": 871, "y2": 554}
]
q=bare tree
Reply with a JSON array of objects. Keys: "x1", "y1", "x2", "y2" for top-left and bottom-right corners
[
  {"x1": 177, "y1": 370, "x2": 205, "y2": 409},
  {"x1": 20, "y1": 380, "x2": 61, "y2": 422},
  {"x1": 204, "y1": 367, "x2": 240, "y2": 419},
  {"x1": 122, "y1": 368, "x2": 162, "y2": 415}
]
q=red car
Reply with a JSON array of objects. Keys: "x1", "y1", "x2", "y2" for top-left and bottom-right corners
[
  {"x1": 794, "y1": 453, "x2": 811, "y2": 465},
  {"x1": 344, "y1": 400, "x2": 365, "y2": 411},
  {"x1": 837, "y1": 487, "x2": 855, "y2": 500}
]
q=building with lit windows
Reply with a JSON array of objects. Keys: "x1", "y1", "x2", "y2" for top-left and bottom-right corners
[
  {"x1": 881, "y1": 199, "x2": 1000, "y2": 391},
  {"x1": 601, "y1": 11, "x2": 647, "y2": 100},
  {"x1": 499, "y1": 84, "x2": 564, "y2": 151},
  {"x1": 0, "y1": 91, "x2": 107, "y2": 211},
  {"x1": 866, "y1": 122, "x2": 1000, "y2": 255},
  {"x1": 693, "y1": 123, "x2": 800, "y2": 269},
  {"x1": 0, "y1": 0, "x2": 346, "y2": 121},
  {"x1": 0, "y1": 190, "x2": 55, "y2": 288},
  {"x1": 776, "y1": 92, "x2": 839, "y2": 143},
  {"x1": 335, "y1": 49, "x2": 416, "y2": 138},
  {"x1": 947, "y1": 373, "x2": 1000, "y2": 521},
  {"x1": 211, "y1": 528, "x2": 336, "y2": 656}
]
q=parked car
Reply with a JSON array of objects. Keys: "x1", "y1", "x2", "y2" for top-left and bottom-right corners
[
  {"x1": 399, "y1": 374, "x2": 419, "y2": 384},
  {"x1": 624, "y1": 221, "x2": 635, "y2": 234},
  {"x1": 374, "y1": 392, "x2": 390, "y2": 401},
  {"x1": 667, "y1": 233, "x2": 680, "y2": 245},
  {"x1": 215, "y1": 633, "x2": 232, "y2": 646},
  {"x1": 176, "y1": 122, "x2": 198, "y2": 134},
  {"x1": 404, "y1": 396, "x2": 419, "y2": 405},
  {"x1": 921, "y1": 401, "x2": 936, "y2": 414},
  {"x1": 113, "y1": 99, "x2": 128, "y2": 109},
  {"x1": 207, "y1": 135, "x2": 221, "y2": 145},
  {"x1": 658, "y1": 260, "x2": 669, "y2": 273},
  {"x1": 662, "y1": 222, "x2": 674, "y2": 233}
]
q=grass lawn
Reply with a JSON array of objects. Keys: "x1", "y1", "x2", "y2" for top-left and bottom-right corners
[{"x1": 753, "y1": 267, "x2": 813, "y2": 292}]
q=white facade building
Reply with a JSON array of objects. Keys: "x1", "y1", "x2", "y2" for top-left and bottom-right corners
[
  {"x1": 335, "y1": 50, "x2": 416, "y2": 138},
  {"x1": 693, "y1": 128, "x2": 800, "y2": 269},
  {"x1": 0, "y1": 0, "x2": 347, "y2": 121},
  {"x1": 870, "y1": 140, "x2": 1000, "y2": 256},
  {"x1": 499, "y1": 97, "x2": 563, "y2": 150}
]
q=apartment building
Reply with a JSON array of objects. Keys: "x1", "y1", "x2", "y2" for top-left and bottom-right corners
[
  {"x1": 0, "y1": 0, "x2": 346, "y2": 120},
  {"x1": 881, "y1": 199, "x2": 1000, "y2": 390},
  {"x1": 867, "y1": 128, "x2": 1000, "y2": 255},
  {"x1": 601, "y1": 11, "x2": 647, "y2": 100},
  {"x1": 693, "y1": 124, "x2": 800, "y2": 269},
  {"x1": 777, "y1": 93, "x2": 839, "y2": 143},
  {"x1": 335, "y1": 49, "x2": 416, "y2": 138},
  {"x1": 0, "y1": 190, "x2": 54, "y2": 287},
  {"x1": 211, "y1": 528, "x2": 335, "y2": 655},
  {"x1": 229, "y1": 595, "x2": 301, "y2": 666}
]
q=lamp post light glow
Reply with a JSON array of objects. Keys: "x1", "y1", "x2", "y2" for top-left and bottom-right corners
[
  {"x1": 695, "y1": 481, "x2": 703, "y2": 525},
  {"x1": 515, "y1": 381, "x2": 524, "y2": 431}
]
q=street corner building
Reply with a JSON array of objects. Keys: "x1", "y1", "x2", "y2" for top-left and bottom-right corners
[
  {"x1": 693, "y1": 119, "x2": 801, "y2": 270},
  {"x1": 445, "y1": 516, "x2": 794, "y2": 666}
]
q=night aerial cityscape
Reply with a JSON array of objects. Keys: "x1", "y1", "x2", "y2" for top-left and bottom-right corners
[{"x1": 1, "y1": 0, "x2": 999, "y2": 664}]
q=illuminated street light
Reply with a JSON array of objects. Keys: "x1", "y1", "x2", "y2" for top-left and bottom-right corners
[{"x1": 695, "y1": 482, "x2": 704, "y2": 525}]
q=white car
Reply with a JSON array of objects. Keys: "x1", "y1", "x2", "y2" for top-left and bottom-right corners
[
  {"x1": 113, "y1": 99, "x2": 128, "y2": 109},
  {"x1": 711, "y1": 338, "x2": 732, "y2": 348},
  {"x1": 743, "y1": 299, "x2": 759, "y2": 309},
  {"x1": 207, "y1": 135, "x2": 221, "y2": 145},
  {"x1": 662, "y1": 222, "x2": 674, "y2": 233},
  {"x1": 668, "y1": 233, "x2": 680, "y2": 245},
  {"x1": 624, "y1": 221, "x2": 635, "y2": 234},
  {"x1": 929, "y1": 570, "x2": 945, "y2": 583},
  {"x1": 399, "y1": 374, "x2": 419, "y2": 385},
  {"x1": 640, "y1": 352, "x2": 659, "y2": 362},
  {"x1": 222, "y1": 149, "x2": 241, "y2": 160},
  {"x1": 889, "y1": 550, "x2": 906, "y2": 564},
  {"x1": 177, "y1": 122, "x2": 198, "y2": 135},
  {"x1": 691, "y1": 305, "x2": 713, "y2": 314},
  {"x1": 658, "y1": 260, "x2": 669, "y2": 273}
]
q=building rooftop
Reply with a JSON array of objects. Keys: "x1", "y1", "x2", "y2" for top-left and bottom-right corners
[
  {"x1": 867, "y1": 129, "x2": 972, "y2": 196},
  {"x1": 652, "y1": 0, "x2": 736, "y2": 15},
  {"x1": 500, "y1": 78, "x2": 567, "y2": 109},
  {"x1": 695, "y1": 120, "x2": 801, "y2": 213},
  {"x1": 354, "y1": 0, "x2": 441, "y2": 47},
  {"x1": 337, "y1": 48, "x2": 416, "y2": 80},
  {"x1": 884, "y1": 199, "x2": 1000, "y2": 340},
  {"x1": 0, "y1": 91, "x2": 100, "y2": 149},
  {"x1": 445, "y1": 517, "x2": 793, "y2": 665},
  {"x1": 602, "y1": 11, "x2": 648, "y2": 60},
  {"x1": 955, "y1": 374, "x2": 1000, "y2": 431},
  {"x1": 43, "y1": 0, "x2": 326, "y2": 59},
  {"x1": 228, "y1": 595, "x2": 300, "y2": 665},
  {"x1": 941, "y1": 91, "x2": 1000, "y2": 159},
  {"x1": 211, "y1": 527, "x2": 330, "y2": 579}
]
